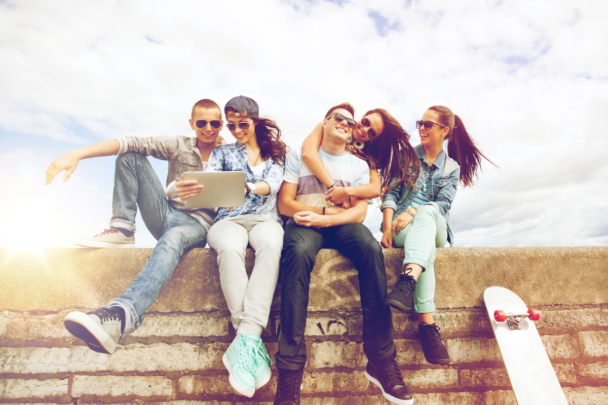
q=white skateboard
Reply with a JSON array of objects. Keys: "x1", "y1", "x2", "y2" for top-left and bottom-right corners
[{"x1": 483, "y1": 286, "x2": 568, "y2": 405}]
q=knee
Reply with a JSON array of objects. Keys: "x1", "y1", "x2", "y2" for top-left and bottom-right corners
[
  {"x1": 115, "y1": 152, "x2": 138, "y2": 166},
  {"x1": 416, "y1": 205, "x2": 437, "y2": 217}
]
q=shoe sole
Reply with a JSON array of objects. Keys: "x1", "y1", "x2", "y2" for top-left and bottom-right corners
[
  {"x1": 255, "y1": 367, "x2": 272, "y2": 390},
  {"x1": 222, "y1": 353, "x2": 255, "y2": 398},
  {"x1": 74, "y1": 240, "x2": 135, "y2": 248},
  {"x1": 64, "y1": 312, "x2": 116, "y2": 354},
  {"x1": 385, "y1": 297, "x2": 413, "y2": 313},
  {"x1": 365, "y1": 371, "x2": 414, "y2": 405},
  {"x1": 425, "y1": 356, "x2": 450, "y2": 365}
]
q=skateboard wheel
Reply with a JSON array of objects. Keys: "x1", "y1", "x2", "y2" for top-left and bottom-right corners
[
  {"x1": 528, "y1": 308, "x2": 540, "y2": 321},
  {"x1": 494, "y1": 310, "x2": 506, "y2": 322}
]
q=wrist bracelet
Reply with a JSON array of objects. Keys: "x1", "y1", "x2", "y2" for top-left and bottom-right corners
[
  {"x1": 404, "y1": 210, "x2": 414, "y2": 218},
  {"x1": 327, "y1": 183, "x2": 338, "y2": 190},
  {"x1": 323, "y1": 207, "x2": 326, "y2": 215}
]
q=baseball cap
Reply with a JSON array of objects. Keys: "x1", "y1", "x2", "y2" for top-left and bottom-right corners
[{"x1": 224, "y1": 95, "x2": 259, "y2": 118}]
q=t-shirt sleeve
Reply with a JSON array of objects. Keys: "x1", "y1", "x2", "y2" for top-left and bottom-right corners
[
  {"x1": 352, "y1": 160, "x2": 370, "y2": 187},
  {"x1": 283, "y1": 148, "x2": 300, "y2": 184}
]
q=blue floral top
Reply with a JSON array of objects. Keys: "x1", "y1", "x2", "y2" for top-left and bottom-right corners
[{"x1": 207, "y1": 142, "x2": 285, "y2": 224}]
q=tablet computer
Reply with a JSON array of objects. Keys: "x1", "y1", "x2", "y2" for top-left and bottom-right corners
[{"x1": 182, "y1": 171, "x2": 245, "y2": 209}]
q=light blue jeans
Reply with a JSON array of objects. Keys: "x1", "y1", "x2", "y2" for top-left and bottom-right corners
[
  {"x1": 393, "y1": 205, "x2": 447, "y2": 314},
  {"x1": 106, "y1": 153, "x2": 208, "y2": 336}
]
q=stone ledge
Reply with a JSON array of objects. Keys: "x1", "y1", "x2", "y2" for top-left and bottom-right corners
[{"x1": 1, "y1": 247, "x2": 607, "y2": 313}]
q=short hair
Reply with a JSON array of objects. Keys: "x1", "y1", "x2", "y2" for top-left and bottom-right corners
[
  {"x1": 324, "y1": 102, "x2": 355, "y2": 119},
  {"x1": 191, "y1": 99, "x2": 222, "y2": 119}
]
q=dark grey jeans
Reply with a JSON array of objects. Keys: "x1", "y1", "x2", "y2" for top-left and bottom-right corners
[{"x1": 275, "y1": 220, "x2": 396, "y2": 370}]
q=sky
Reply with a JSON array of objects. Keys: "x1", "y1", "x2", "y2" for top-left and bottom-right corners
[{"x1": 1, "y1": 0, "x2": 607, "y2": 248}]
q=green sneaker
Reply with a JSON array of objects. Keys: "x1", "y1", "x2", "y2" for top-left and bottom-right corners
[
  {"x1": 223, "y1": 334, "x2": 256, "y2": 397},
  {"x1": 249, "y1": 335, "x2": 272, "y2": 389}
]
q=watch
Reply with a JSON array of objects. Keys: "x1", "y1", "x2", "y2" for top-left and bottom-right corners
[{"x1": 246, "y1": 182, "x2": 256, "y2": 195}]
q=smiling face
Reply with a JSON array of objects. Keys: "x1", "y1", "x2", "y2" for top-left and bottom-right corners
[
  {"x1": 189, "y1": 107, "x2": 223, "y2": 147},
  {"x1": 323, "y1": 108, "x2": 354, "y2": 142},
  {"x1": 353, "y1": 112, "x2": 384, "y2": 142},
  {"x1": 226, "y1": 116, "x2": 257, "y2": 145},
  {"x1": 419, "y1": 109, "x2": 449, "y2": 147}
]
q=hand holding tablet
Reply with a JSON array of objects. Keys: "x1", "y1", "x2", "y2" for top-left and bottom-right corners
[{"x1": 180, "y1": 171, "x2": 246, "y2": 209}]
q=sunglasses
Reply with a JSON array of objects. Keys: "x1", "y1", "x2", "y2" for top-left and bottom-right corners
[
  {"x1": 360, "y1": 117, "x2": 378, "y2": 140},
  {"x1": 416, "y1": 120, "x2": 446, "y2": 130},
  {"x1": 226, "y1": 120, "x2": 253, "y2": 132},
  {"x1": 329, "y1": 112, "x2": 356, "y2": 128},
  {"x1": 195, "y1": 120, "x2": 222, "y2": 129}
]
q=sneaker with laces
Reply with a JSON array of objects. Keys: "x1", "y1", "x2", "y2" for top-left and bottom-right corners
[
  {"x1": 222, "y1": 334, "x2": 256, "y2": 397},
  {"x1": 365, "y1": 354, "x2": 414, "y2": 405},
  {"x1": 419, "y1": 322, "x2": 450, "y2": 365},
  {"x1": 64, "y1": 307, "x2": 124, "y2": 354},
  {"x1": 74, "y1": 228, "x2": 135, "y2": 248},
  {"x1": 273, "y1": 368, "x2": 303, "y2": 405},
  {"x1": 251, "y1": 335, "x2": 273, "y2": 389},
  {"x1": 385, "y1": 272, "x2": 416, "y2": 312}
]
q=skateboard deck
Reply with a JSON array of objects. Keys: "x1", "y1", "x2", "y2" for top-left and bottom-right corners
[{"x1": 483, "y1": 286, "x2": 568, "y2": 405}]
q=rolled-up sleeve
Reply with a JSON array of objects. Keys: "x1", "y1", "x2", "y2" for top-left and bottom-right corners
[
  {"x1": 121, "y1": 136, "x2": 178, "y2": 161},
  {"x1": 431, "y1": 168, "x2": 459, "y2": 216},
  {"x1": 380, "y1": 175, "x2": 402, "y2": 211}
]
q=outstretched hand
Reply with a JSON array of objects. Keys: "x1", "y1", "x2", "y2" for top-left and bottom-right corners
[{"x1": 45, "y1": 152, "x2": 80, "y2": 185}]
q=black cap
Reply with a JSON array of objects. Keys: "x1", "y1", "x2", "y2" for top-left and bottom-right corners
[{"x1": 224, "y1": 95, "x2": 259, "y2": 118}]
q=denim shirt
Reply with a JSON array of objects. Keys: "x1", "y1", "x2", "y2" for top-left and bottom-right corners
[
  {"x1": 207, "y1": 142, "x2": 284, "y2": 224},
  {"x1": 380, "y1": 144, "x2": 460, "y2": 244}
]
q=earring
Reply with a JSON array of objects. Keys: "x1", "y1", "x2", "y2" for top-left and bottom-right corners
[{"x1": 353, "y1": 140, "x2": 364, "y2": 150}]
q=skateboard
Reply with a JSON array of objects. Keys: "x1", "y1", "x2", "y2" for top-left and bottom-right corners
[{"x1": 483, "y1": 286, "x2": 568, "y2": 405}]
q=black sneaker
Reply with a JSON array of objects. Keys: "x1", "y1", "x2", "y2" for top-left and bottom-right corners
[
  {"x1": 273, "y1": 368, "x2": 303, "y2": 405},
  {"x1": 385, "y1": 272, "x2": 416, "y2": 312},
  {"x1": 365, "y1": 354, "x2": 414, "y2": 405},
  {"x1": 419, "y1": 323, "x2": 450, "y2": 365},
  {"x1": 64, "y1": 307, "x2": 125, "y2": 354}
]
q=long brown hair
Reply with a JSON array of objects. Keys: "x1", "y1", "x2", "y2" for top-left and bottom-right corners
[
  {"x1": 253, "y1": 117, "x2": 289, "y2": 166},
  {"x1": 428, "y1": 105, "x2": 497, "y2": 187},
  {"x1": 356, "y1": 109, "x2": 420, "y2": 196}
]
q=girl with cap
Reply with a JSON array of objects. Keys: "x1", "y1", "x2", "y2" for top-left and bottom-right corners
[
  {"x1": 302, "y1": 105, "x2": 495, "y2": 366},
  {"x1": 206, "y1": 96, "x2": 288, "y2": 398}
]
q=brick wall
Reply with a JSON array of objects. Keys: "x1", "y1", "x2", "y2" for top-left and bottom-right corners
[{"x1": 1, "y1": 247, "x2": 607, "y2": 404}]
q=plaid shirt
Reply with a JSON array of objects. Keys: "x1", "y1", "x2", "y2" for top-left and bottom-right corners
[{"x1": 207, "y1": 142, "x2": 284, "y2": 224}]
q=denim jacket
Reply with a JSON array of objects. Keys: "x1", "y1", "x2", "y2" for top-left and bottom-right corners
[
  {"x1": 207, "y1": 142, "x2": 284, "y2": 224},
  {"x1": 380, "y1": 144, "x2": 460, "y2": 244}
]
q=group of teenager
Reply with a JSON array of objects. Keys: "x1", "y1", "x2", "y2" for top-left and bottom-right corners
[{"x1": 45, "y1": 95, "x2": 493, "y2": 405}]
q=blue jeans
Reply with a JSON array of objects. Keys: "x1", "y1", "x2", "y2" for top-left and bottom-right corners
[{"x1": 106, "y1": 153, "x2": 208, "y2": 336}]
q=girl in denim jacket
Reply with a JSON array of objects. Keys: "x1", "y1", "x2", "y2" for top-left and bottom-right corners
[{"x1": 380, "y1": 105, "x2": 495, "y2": 365}]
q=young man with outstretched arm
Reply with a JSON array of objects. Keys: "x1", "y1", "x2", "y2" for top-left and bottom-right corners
[
  {"x1": 272, "y1": 103, "x2": 414, "y2": 405},
  {"x1": 44, "y1": 99, "x2": 223, "y2": 354}
]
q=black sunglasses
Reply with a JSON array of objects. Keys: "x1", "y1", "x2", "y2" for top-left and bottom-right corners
[
  {"x1": 226, "y1": 120, "x2": 253, "y2": 132},
  {"x1": 329, "y1": 112, "x2": 356, "y2": 128},
  {"x1": 360, "y1": 117, "x2": 378, "y2": 140},
  {"x1": 195, "y1": 120, "x2": 222, "y2": 129},
  {"x1": 416, "y1": 120, "x2": 446, "y2": 130}
]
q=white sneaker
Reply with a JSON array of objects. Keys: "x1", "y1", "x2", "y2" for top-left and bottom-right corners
[
  {"x1": 75, "y1": 228, "x2": 135, "y2": 248},
  {"x1": 64, "y1": 308, "x2": 124, "y2": 354}
]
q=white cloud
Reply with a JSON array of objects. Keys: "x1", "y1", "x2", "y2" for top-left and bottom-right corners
[{"x1": 0, "y1": 0, "x2": 607, "y2": 247}]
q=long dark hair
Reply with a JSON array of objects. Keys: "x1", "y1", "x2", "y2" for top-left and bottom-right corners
[
  {"x1": 355, "y1": 108, "x2": 420, "y2": 196},
  {"x1": 428, "y1": 105, "x2": 497, "y2": 187},
  {"x1": 253, "y1": 117, "x2": 289, "y2": 166}
]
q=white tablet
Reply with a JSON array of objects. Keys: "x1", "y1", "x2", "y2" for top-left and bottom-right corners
[{"x1": 182, "y1": 171, "x2": 245, "y2": 209}]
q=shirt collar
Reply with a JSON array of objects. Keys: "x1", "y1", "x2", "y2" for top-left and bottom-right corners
[{"x1": 416, "y1": 144, "x2": 446, "y2": 169}]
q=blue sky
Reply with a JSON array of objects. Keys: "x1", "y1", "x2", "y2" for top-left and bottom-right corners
[{"x1": 1, "y1": 0, "x2": 607, "y2": 248}]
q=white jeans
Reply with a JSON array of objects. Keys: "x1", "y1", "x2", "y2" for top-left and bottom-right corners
[{"x1": 207, "y1": 215, "x2": 284, "y2": 336}]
